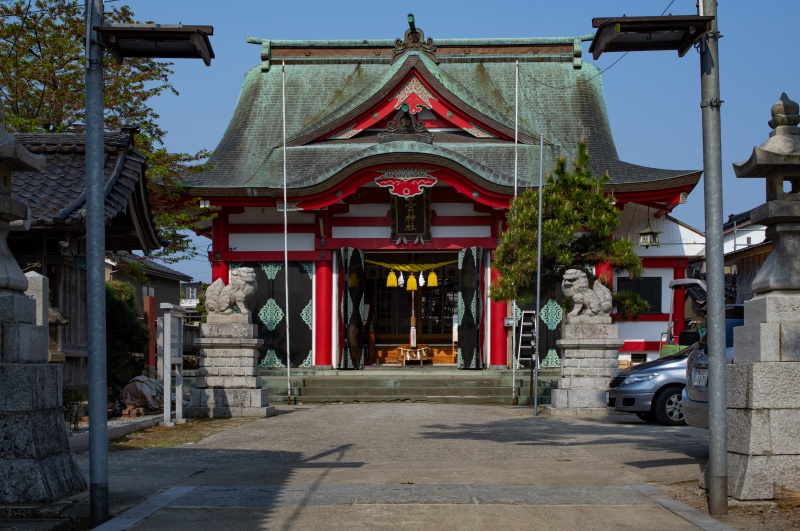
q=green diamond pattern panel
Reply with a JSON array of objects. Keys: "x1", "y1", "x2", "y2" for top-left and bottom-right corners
[
  {"x1": 300, "y1": 300, "x2": 313, "y2": 330},
  {"x1": 541, "y1": 349, "x2": 561, "y2": 368},
  {"x1": 259, "y1": 349, "x2": 286, "y2": 368},
  {"x1": 259, "y1": 298, "x2": 285, "y2": 332},
  {"x1": 540, "y1": 299, "x2": 563, "y2": 331}
]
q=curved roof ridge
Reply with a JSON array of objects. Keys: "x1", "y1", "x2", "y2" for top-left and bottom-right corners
[
  {"x1": 250, "y1": 34, "x2": 595, "y2": 48},
  {"x1": 289, "y1": 53, "x2": 536, "y2": 145},
  {"x1": 304, "y1": 140, "x2": 513, "y2": 190}
]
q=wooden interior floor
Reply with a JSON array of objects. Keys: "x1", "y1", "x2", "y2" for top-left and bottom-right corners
[{"x1": 371, "y1": 345, "x2": 457, "y2": 365}]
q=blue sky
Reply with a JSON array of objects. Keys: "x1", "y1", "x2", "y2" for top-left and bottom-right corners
[{"x1": 127, "y1": 0, "x2": 799, "y2": 282}]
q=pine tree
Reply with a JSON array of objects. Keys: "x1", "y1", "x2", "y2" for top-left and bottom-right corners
[{"x1": 492, "y1": 142, "x2": 645, "y2": 317}]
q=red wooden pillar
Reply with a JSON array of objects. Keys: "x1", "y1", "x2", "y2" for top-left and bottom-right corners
[
  {"x1": 595, "y1": 261, "x2": 613, "y2": 287},
  {"x1": 143, "y1": 295, "x2": 156, "y2": 377},
  {"x1": 211, "y1": 209, "x2": 230, "y2": 283},
  {"x1": 672, "y1": 265, "x2": 686, "y2": 339},
  {"x1": 315, "y1": 259, "x2": 333, "y2": 366},
  {"x1": 489, "y1": 266, "x2": 507, "y2": 367}
]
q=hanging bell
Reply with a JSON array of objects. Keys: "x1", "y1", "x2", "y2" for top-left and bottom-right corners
[
  {"x1": 406, "y1": 273, "x2": 417, "y2": 291},
  {"x1": 398, "y1": 271, "x2": 405, "y2": 287},
  {"x1": 427, "y1": 270, "x2": 438, "y2": 287},
  {"x1": 386, "y1": 270, "x2": 397, "y2": 287}
]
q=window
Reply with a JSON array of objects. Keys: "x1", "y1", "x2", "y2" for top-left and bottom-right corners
[
  {"x1": 617, "y1": 277, "x2": 662, "y2": 313},
  {"x1": 142, "y1": 285, "x2": 156, "y2": 298}
]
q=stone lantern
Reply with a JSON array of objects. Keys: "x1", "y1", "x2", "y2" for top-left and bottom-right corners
[
  {"x1": 0, "y1": 107, "x2": 87, "y2": 503},
  {"x1": 726, "y1": 93, "x2": 800, "y2": 500}
]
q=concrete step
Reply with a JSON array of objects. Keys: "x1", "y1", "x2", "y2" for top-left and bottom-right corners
[
  {"x1": 296, "y1": 386, "x2": 521, "y2": 397},
  {"x1": 182, "y1": 368, "x2": 559, "y2": 406},
  {"x1": 295, "y1": 378, "x2": 552, "y2": 388},
  {"x1": 272, "y1": 395, "x2": 551, "y2": 405}
]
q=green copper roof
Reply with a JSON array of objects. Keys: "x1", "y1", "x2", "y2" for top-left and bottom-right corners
[{"x1": 186, "y1": 35, "x2": 699, "y2": 194}]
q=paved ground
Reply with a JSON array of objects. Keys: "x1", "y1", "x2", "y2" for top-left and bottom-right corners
[{"x1": 18, "y1": 404, "x2": 735, "y2": 530}]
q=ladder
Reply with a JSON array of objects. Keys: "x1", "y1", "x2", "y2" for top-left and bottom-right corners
[
  {"x1": 512, "y1": 311, "x2": 537, "y2": 405},
  {"x1": 515, "y1": 311, "x2": 537, "y2": 367}
]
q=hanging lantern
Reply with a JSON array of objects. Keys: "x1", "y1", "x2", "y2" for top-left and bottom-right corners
[
  {"x1": 406, "y1": 273, "x2": 417, "y2": 291},
  {"x1": 386, "y1": 270, "x2": 397, "y2": 287},
  {"x1": 637, "y1": 224, "x2": 662, "y2": 248},
  {"x1": 427, "y1": 269, "x2": 438, "y2": 287},
  {"x1": 398, "y1": 271, "x2": 405, "y2": 287},
  {"x1": 348, "y1": 271, "x2": 358, "y2": 287},
  {"x1": 418, "y1": 271, "x2": 425, "y2": 287},
  {"x1": 637, "y1": 208, "x2": 662, "y2": 249}
]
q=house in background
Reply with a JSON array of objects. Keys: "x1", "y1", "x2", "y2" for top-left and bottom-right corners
[
  {"x1": 723, "y1": 210, "x2": 770, "y2": 304},
  {"x1": 179, "y1": 280, "x2": 205, "y2": 322},
  {"x1": 9, "y1": 128, "x2": 161, "y2": 388},
  {"x1": 106, "y1": 252, "x2": 193, "y2": 377}
]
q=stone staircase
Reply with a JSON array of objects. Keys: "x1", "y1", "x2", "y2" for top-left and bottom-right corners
[{"x1": 183, "y1": 367, "x2": 560, "y2": 406}]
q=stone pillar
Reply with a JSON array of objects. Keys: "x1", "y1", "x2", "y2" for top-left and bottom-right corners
[
  {"x1": 549, "y1": 318, "x2": 623, "y2": 415},
  {"x1": 0, "y1": 113, "x2": 86, "y2": 503},
  {"x1": 548, "y1": 269, "x2": 622, "y2": 415},
  {"x1": 186, "y1": 268, "x2": 275, "y2": 418},
  {"x1": 727, "y1": 93, "x2": 800, "y2": 500}
]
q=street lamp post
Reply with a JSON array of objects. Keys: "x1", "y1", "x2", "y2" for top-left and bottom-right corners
[
  {"x1": 589, "y1": 1, "x2": 727, "y2": 515},
  {"x1": 83, "y1": 2, "x2": 213, "y2": 525}
]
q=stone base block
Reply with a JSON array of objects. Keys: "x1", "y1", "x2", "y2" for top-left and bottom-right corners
[
  {"x1": 558, "y1": 377, "x2": 611, "y2": 390},
  {"x1": 0, "y1": 408, "x2": 86, "y2": 503},
  {"x1": 551, "y1": 388, "x2": 607, "y2": 410},
  {"x1": 0, "y1": 454, "x2": 87, "y2": 503},
  {"x1": 0, "y1": 322, "x2": 49, "y2": 364},
  {"x1": 733, "y1": 322, "x2": 781, "y2": 363},
  {"x1": 196, "y1": 338, "x2": 263, "y2": 349},
  {"x1": 728, "y1": 362, "x2": 800, "y2": 409},
  {"x1": 728, "y1": 407, "x2": 800, "y2": 455},
  {"x1": 744, "y1": 292, "x2": 800, "y2": 324},
  {"x1": 185, "y1": 405, "x2": 276, "y2": 419},
  {"x1": 205, "y1": 314, "x2": 252, "y2": 325},
  {"x1": 562, "y1": 322, "x2": 618, "y2": 340},
  {"x1": 0, "y1": 291, "x2": 36, "y2": 325},
  {"x1": 544, "y1": 405, "x2": 609, "y2": 417},
  {"x1": 725, "y1": 452, "x2": 800, "y2": 500},
  {"x1": 200, "y1": 322, "x2": 258, "y2": 339},
  {"x1": 0, "y1": 364, "x2": 62, "y2": 412},
  {"x1": 191, "y1": 388, "x2": 269, "y2": 408},
  {"x1": 196, "y1": 375, "x2": 261, "y2": 388}
]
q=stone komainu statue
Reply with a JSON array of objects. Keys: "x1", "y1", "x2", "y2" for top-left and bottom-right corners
[
  {"x1": 205, "y1": 267, "x2": 257, "y2": 315},
  {"x1": 561, "y1": 268, "x2": 612, "y2": 319}
]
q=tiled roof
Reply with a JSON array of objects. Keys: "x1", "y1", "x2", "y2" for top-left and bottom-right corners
[
  {"x1": 10, "y1": 130, "x2": 161, "y2": 252},
  {"x1": 185, "y1": 34, "x2": 700, "y2": 195},
  {"x1": 110, "y1": 252, "x2": 193, "y2": 282}
]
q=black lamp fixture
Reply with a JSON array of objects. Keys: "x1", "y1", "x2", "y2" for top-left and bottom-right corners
[{"x1": 637, "y1": 207, "x2": 662, "y2": 248}]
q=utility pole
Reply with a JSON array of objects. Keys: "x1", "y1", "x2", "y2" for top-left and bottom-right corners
[
  {"x1": 84, "y1": 0, "x2": 109, "y2": 526},
  {"x1": 699, "y1": 0, "x2": 728, "y2": 515}
]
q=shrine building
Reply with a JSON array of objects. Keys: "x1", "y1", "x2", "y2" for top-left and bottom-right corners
[{"x1": 183, "y1": 18, "x2": 705, "y2": 370}]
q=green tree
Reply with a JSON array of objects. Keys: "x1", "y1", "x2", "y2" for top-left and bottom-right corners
[
  {"x1": 0, "y1": 0, "x2": 212, "y2": 263},
  {"x1": 492, "y1": 142, "x2": 646, "y2": 318},
  {"x1": 105, "y1": 281, "x2": 149, "y2": 387}
]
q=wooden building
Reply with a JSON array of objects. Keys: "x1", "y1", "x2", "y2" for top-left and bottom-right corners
[
  {"x1": 10, "y1": 129, "x2": 161, "y2": 387},
  {"x1": 183, "y1": 20, "x2": 704, "y2": 368}
]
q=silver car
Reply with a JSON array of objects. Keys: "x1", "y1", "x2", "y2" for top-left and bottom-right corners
[
  {"x1": 606, "y1": 344, "x2": 703, "y2": 426},
  {"x1": 682, "y1": 306, "x2": 743, "y2": 428}
]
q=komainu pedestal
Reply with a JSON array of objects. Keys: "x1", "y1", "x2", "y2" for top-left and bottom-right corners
[
  {"x1": 187, "y1": 269, "x2": 275, "y2": 418},
  {"x1": 727, "y1": 93, "x2": 800, "y2": 500},
  {"x1": 548, "y1": 318, "x2": 623, "y2": 415},
  {"x1": 548, "y1": 270, "x2": 622, "y2": 415}
]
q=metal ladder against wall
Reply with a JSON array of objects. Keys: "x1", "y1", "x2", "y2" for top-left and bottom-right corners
[
  {"x1": 515, "y1": 311, "x2": 537, "y2": 367},
  {"x1": 512, "y1": 310, "x2": 537, "y2": 405}
]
